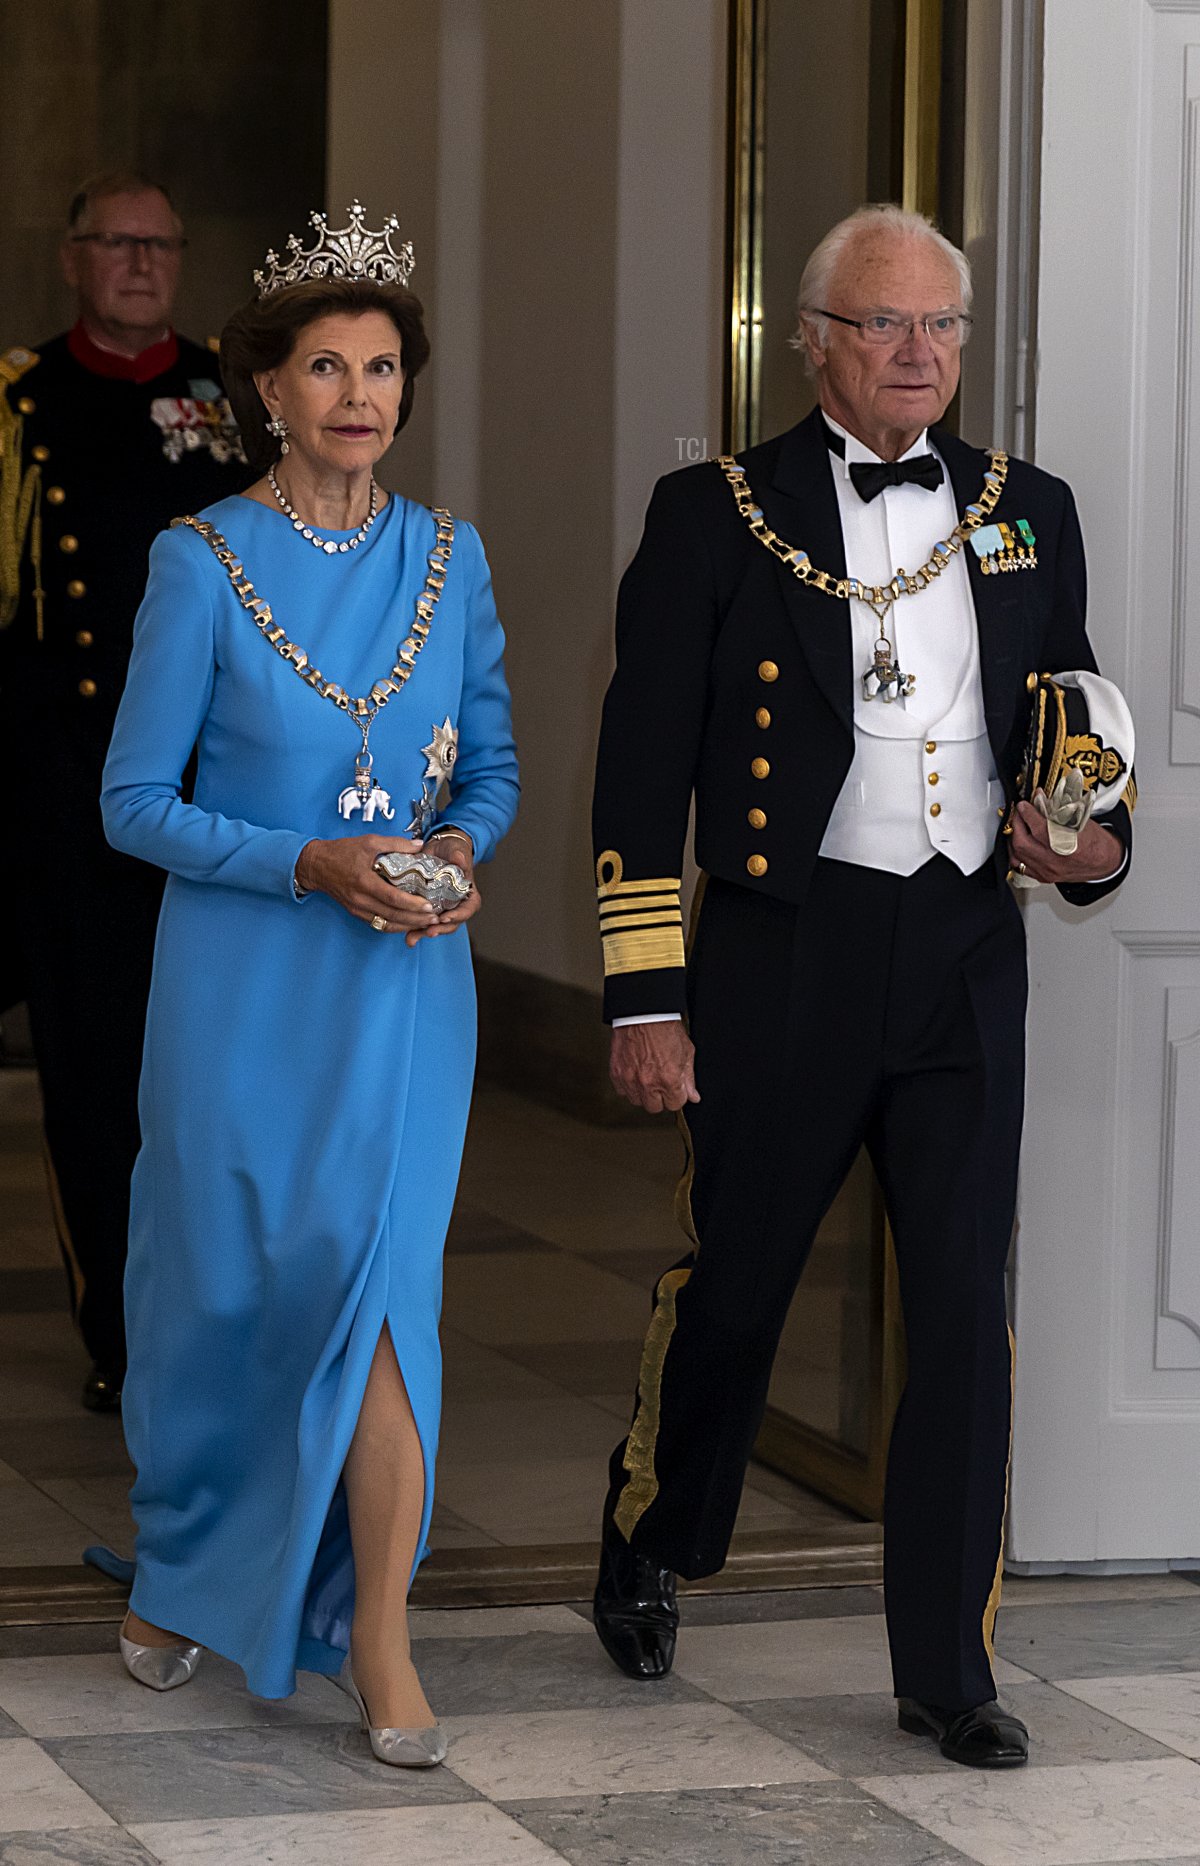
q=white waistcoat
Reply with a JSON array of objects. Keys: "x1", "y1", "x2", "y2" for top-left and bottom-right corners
[{"x1": 817, "y1": 416, "x2": 1001, "y2": 878}]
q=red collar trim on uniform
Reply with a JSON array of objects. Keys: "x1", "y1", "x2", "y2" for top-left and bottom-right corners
[{"x1": 67, "y1": 321, "x2": 180, "y2": 383}]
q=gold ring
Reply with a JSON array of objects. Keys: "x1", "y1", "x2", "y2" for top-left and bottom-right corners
[{"x1": 371, "y1": 915, "x2": 388, "y2": 931}]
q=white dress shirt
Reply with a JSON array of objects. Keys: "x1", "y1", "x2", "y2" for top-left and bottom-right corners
[{"x1": 817, "y1": 413, "x2": 1001, "y2": 878}]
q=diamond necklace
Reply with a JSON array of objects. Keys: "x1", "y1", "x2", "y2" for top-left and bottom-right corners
[{"x1": 268, "y1": 465, "x2": 380, "y2": 554}]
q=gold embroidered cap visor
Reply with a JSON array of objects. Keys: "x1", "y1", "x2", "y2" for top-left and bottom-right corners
[{"x1": 1018, "y1": 668, "x2": 1136, "y2": 817}]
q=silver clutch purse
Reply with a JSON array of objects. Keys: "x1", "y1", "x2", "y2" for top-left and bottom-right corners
[{"x1": 373, "y1": 849, "x2": 472, "y2": 912}]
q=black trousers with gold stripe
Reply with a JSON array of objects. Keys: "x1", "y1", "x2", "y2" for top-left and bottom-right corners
[{"x1": 606, "y1": 854, "x2": 1027, "y2": 1713}]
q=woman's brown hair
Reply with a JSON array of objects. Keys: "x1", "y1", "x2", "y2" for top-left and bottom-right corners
[{"x1": 219, "y1": 278, "x2": 431, "y2": 475}]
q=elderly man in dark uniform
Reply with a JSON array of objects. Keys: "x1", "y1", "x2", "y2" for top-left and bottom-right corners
[
  {"x1": 0, "y1": 171, "x2": 247, "y2": 1410},
  {"x1": 590, "y1": 205, "x2": 1135, "y2": 1768}
]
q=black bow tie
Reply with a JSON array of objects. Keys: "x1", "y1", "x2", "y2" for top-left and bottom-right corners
[
  {"x1": 850, "y1": 454, "x2": 944, "y2": 501},
  {"x1": 821, "y1": 418, "x2": 945, "y2": 502}
]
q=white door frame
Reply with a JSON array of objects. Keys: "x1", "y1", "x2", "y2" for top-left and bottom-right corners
[{"x1": 1009, "y1": 0, "x2": 1200, "y2": 1570}]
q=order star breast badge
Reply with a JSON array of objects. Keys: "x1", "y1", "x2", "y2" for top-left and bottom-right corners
[{"x1": 421, "y1": 717, "x2": 459, "y2": 782}]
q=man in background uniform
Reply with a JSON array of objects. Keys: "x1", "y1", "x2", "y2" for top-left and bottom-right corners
[{"x1": 0, "y1": 171, "x2": 248, "y2": 1410}]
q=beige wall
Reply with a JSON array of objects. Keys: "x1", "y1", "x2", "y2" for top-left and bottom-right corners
[
  {"x1": 0, "y1": 0, "x2": 327, "y2": 347},
  {"x1": 327, "y1": 0, "x2": 440, "y2": 504},
  {"x1": 327, "y1": 0, "x2": 726, "y2": 993},
  {"x1": 757, "y1": 0, "x2": 875, "y2": 439}
]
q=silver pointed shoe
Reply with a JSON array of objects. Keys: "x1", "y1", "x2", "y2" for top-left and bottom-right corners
[
  {"x1": 336, "y1": 1656, "x2": 446, "y2": 1768},
  {"x1": 119, "y1": 1619, "x2": 204, "y2": 1692}
]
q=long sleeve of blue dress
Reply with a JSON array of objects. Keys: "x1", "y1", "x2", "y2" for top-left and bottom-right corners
[
  {"x1": 428, "y1": 520, "x2": 520, "y2": 863},
  {"x1": 102, "y1": 527, "x2": 311, "y2": 897}
]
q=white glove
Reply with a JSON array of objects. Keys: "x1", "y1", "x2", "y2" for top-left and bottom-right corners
[{"x1": 1010, "y1": 774, "x2": 1096, "y2": 888}]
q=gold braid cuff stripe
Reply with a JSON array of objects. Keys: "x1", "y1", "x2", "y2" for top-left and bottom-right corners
[
  {"x1": 716, "y1": 447, "x2": 1009, "y2": 613},
  {"x1": 595, "y1": 850, "x2": 685, "y2": 976},
  {"x1": 172, "y1": 508, "x2": 454, "y2": 719},
  {"x1": 601, "y1": 928, "x2": 687, "y2": 976},
  {"x1": 601, "y1": 910, "x2": 684, "y2": 934},
  {"x1": 599, "y1": 894, "x2": 681, "y2": 919}
]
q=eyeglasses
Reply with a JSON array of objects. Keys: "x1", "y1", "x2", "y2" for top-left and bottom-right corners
[
  {"x1": 70, "y1": 234, "x2": 187, "y2": 258},
  {"x1": 810, "y1": 308, "x2": 973, "y2": 348}
]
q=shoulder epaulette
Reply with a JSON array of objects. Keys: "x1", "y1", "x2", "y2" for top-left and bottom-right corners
[
  {"x1": 0, "y1": 346, "x2": 39, "y2": 388},
  {"x1": 0, "y1": 370, "x2": 42, "y2": 631}
]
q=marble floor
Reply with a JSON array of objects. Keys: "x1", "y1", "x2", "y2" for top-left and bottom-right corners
[
  {"x1": 8, "y1": 1067, "x2": 1200, "y2": 1859},
  {"x1": 4, "y1": 1576, "x2": 1200, "y2": 1862},
  {"x1": 0, "y1": 1067, "x2": 851, "y2": 1569}
]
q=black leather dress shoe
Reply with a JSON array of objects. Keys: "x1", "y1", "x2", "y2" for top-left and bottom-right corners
[
  {"x1": 592, "y1": 1499, "x2": 678, "y2": 1680},
  {"x1": 898, "y1": 1696, "x2": 1029, "y2": 1767},
  {"x1": 81, "y1": 1364, "x2": 124, "y2": 1414}
]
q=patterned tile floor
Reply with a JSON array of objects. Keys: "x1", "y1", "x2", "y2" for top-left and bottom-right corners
[
  {"x1": 0, "y1": 1069, "x2": 851, "y2": 1566},
  {"x1": 5, "y1": 1065, "x2": 1200, "y2": 1859},
  {"x1": 3, "y1": 1579, "x2": 1200, "y2": 1862}
]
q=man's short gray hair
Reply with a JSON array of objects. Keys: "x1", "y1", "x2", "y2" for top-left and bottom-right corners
[
  {"x1": 790, "y1": 204, "x2": 973, "y2": 374},
  {"x1": 67, "y1": 169, "x2": 178, "y2": 231}
]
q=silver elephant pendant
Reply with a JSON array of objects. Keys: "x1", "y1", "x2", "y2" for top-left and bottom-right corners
[
  {"x1": 338, "y1": 779, "x2": 395, "y2": 822},
  {"x1": 861, "y1": 638, "x2": 916, "y2": 705}
]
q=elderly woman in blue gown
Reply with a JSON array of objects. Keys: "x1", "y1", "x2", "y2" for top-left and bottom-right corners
[{"x1": 100, "y1": 204, "x2": 519, "y2": 1766}]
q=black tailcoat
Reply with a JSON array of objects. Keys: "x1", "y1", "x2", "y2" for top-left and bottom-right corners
[
  {"x1": 593, "y1": 407, "x2": 1133, "y2": 1019},
  {"x1": 0, "y1": 330, "x2": 250, "y2": 1368}
]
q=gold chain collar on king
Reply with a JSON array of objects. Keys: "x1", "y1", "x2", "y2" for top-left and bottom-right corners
[
  {"x1": 172, "y1": 507, "x2": 454, "y2": 817},
  {"x1": 716, "y1": 446, "x2": 1009, "y2": 626}
]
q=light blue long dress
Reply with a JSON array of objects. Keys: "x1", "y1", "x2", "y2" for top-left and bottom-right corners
[{"x1": 101, "y1": 492, "x2": 519, "y2": 1699}]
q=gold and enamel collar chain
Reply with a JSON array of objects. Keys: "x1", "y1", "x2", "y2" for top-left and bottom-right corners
[
  {"x1": 716, "y1": 446, "x2": 1008, "y2": 704},
  {"x1": 172, "y1": 509, "x2": 454, "y2": 820}
]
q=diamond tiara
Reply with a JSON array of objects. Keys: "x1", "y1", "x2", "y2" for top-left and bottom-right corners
[{"x1": 253, "y1": 200, "x2": 415, "y2": 298}]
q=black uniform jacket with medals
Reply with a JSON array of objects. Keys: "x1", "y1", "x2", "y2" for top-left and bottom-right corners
[
  {"x1": 592, "y1": 406, "x2": 1135, "y2": 1022},
  {"x1": 0, "y1": 330, "x2": 248, "y2": 776}
]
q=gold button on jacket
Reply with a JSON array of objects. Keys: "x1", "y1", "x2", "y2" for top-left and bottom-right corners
[
  {"x1": 747, "y1": 807, "x2": 767, "y2": 830},
  {"x1": 928, "y1": 771, "x2": 939, "y2": 786},
  {"x1": 75, "y1": 629, "x2": 94, "y2": 647},
  {"x1": 758, "y1": 660, "x2": 779, "y2": 683},
  {"x1": 66, "y1": 579, "x2": 86, "y2": 599},
  {"x1": 747, "y1": 854, "x2": 768, "y2": 877},
  {"x1": 78, "y1": 678, "x2": 97, "y2": 698},
  {"x1": 31, "y1": 443, "x2": 50, "y2": 463},
  {"x1": 751, "y1": 756, "x2": 770, "y2": 779},
  {"x1": 755, "y1": 707, "x2": 771, "y2": 729},
  {"x1": 925, "y1": 740, "x2": 937, "y2": 754},
  {"x1": 58, "y1": 534, "x2": 79, "y2": 554},
  {"x1": 17, "y1": 395, "x2": 35, "y2": 415},
  {"x1": 929, "y1": 801, "x2": 942, "y2": 817},
  {"x1": 46, "y1": 485, "x2": 66, "y2": 506}
]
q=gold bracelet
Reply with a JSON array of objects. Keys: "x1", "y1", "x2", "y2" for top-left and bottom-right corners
[{"x1": 427, "y1": 825, "x2": 474, "y2": 857}]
